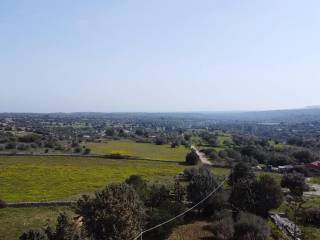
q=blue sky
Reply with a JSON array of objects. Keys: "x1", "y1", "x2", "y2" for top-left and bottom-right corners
[{"x1": 1, "y1": 0, "x2": 319, "y2": 112}]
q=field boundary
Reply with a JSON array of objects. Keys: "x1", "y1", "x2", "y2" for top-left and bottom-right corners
[
  {"x1": 0, "y1": 153, "x2": 183, "y2": 164},
  {"x1": 7, "y1": 201, "x2": 76, "y2": 208}
]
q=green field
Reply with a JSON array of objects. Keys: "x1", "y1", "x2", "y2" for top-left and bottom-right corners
[
  {"x1": 87, "y1": 140, "x2": 189, "y2": 161},
  {"x1": 268, "y1": 140, "x2": 293, "y2": 150},
  {"x1": 310, "y1": 176, "x2": 320, "y2": 184},
  {"x1": 0, "y1": 156, "x2": 186, "y2": 202},
  {"x1": 0, "y1": 207, "x2": 73, "y2": 240},
  {"x1": 201, "y1": 133, "x2": 233, "y2": 152},
  {"x1": 211, "y1": 167, "x2": 230, "y2": 177},
  {"x1": 217, "y1": 134, "x2": 233, "y2": 146}
]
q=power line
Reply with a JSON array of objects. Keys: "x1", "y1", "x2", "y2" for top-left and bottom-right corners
[{"x1": 133, "y1": 176, "x2": 229, "y2": 240}]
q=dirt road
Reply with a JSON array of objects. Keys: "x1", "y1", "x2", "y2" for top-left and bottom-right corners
[{"x1": 191, "y1": 145, "x2": 212, "y2": 166}]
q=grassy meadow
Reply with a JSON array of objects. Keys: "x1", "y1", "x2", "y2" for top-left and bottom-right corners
[
  {"x1": 87, "y1": 140, "x2": 189, "y2": 161},
  {"x1": 199, "y1": 133, "x2": 233, "y2": 153},
  {"x1": 0, "y1": 156, "x2": 186, "y2": 202},
  {"x1": 0, "y1": 207, "x2": 73, "y2": 240}
]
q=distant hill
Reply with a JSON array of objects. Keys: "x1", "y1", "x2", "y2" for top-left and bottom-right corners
[{"x1": 2, "y1": 107, "x2": 320, "y2": 123}]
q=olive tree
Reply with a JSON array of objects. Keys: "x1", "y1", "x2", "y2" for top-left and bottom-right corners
[{"x1": 76, "y1": 183, "x2": 145, "y2": 240}]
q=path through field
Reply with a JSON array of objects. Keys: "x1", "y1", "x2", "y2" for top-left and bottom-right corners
[{"x1": 191, "y1": 145, "x2": 212, "y2": 166}]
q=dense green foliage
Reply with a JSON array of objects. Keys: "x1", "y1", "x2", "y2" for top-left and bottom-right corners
[
  {"x1": 75, "y1": 183, "x2": 145, "y2": 240},
  {"x1": 185, "y1": 150, "x2": 200, "y2": 165},
  {"x1": 281, "y1": 172, "x2": 308, "y2": 196}
]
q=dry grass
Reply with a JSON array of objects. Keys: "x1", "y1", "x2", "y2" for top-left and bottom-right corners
[{"x1": 168, "y1": 221, "x2": 213, "y2": 240}]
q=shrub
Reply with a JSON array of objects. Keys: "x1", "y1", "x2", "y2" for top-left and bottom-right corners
[
  {"x1": 268, "y1": 153, "x2": 295, "y2": 166},
  {"x1": 145, "y1": 205, "x2": 180, "y2": 240},
  {"x1": 234, "y1": 212, "x2": 270, "y2": 240},
  {"x1": 44, "y1": 213, "x2": 82, "y2": 239},
  {"x1": 171, "y1": 142, "x2": 178, "y2": 148},
  {"x1": 83, "y1": 147, "x2": 91, "y2": 154},
  {"x1": 125, "y1": 175, "x2": 148, "y2": 201},
  {"x1": 18, "y1": 134, "x2": 40, "y2": 143},
  {"x1": 210, "y1": 217, "x2": 234, "y2": 240},
  {"x1": 281, "y1": 172, "x2": 308, "y2": 197},
  {"x1": 5, "y1": 142, "x2": 16, "y2": 149},
  {"x1": 73, "y1": 147, "x2": 82, "y2": 153},
  {"x1": 147, "y1": 184, "x2": 170, "y2": 208},
  {"x1": 0, "y1": 199, "x2": 7, "y2": 209},
  {"x1": 228, "y1": 162, "x2": 255, "y2": 186},
  {"x1": 76, "y1": 183, "x2": 145, "y2": 240},
  {"x1": 185, "y1": 150, "x2": 200, "y2": 165},
  {"x1": 201, "y1": 148, "x2": 219, "y2": 161},
  {"x1": 17, "y1": 143, "x2": 29, "y2": 151},
  {"x1": 230, "y1": 175, "x2": 283, "y2": 218},
  {"x1": 183, "y1": 167, "x2": 199, "y2": 181},
  {"x1": 172, "y1": 179, "x2": 186, "y2": 202},
  {"x1": 293, "y1": 150, "x2": 315, "y2": 164},
  {"x1": 19, "y1": 230, "x2": 46, "y2": 240},
  {"x1": 253, "y1": 175, "x2": 283, "y2": 218},
  {"x1": 203, "y1": 190, "x2": 230, "y2": 217},
  {"x1": 302, "y1": 208, "x2": 320, "y2": 226},
  {"x1": 155, "y1": 137, "x2": 166, "y2": 145},
  {"x1": 21, "y1": 213, "x2": 82, "y2": 240},
  {"x1": 187, "y1": 166, "x2": 220, "y2": 214}
]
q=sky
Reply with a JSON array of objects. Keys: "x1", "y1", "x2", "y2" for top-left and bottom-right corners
[{"x1": 0, "y1": 0, "x2": 320, "y2": 113}]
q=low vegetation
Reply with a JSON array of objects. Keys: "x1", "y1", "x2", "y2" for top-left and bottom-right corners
[
  {"x1": 0, "y1": 156, "x2": 185, "y2": 202},
  {"x1": 1, "y1": 113, "x2": 320, "y2": 239},
  {"x1": 87, "y1": 140, "x2": 189, "y2": 161},
  {"x1": 0, "y1": 207, "x2": 73, "y2": 240}
]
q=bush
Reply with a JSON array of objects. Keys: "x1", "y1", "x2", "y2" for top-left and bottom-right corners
[
  {"x1": 171, "y1": 142, "x2": 178, "y2": 148},
  {"x1": 210, "y1": 216, "x2": 234, "y2": 240},
  {"x1": 230, "y1": 175, "x2": 283, "y2": 218},
  {"x1": 83, "y1": 148, "x2": 91, "y2": 154},
  {"x1": 302, "y1": 208, "x2": 320, "y2": 226},
  {"x1": 203, "y1": 191, "x2": 230, "y2": 217},
  {"x1": 228, "y1": 162, "x2": 255, "y2": 186},
  {"x1": 20, "y1": 212, "x2": 82, "y2": 240},
  {"x1": 76, "y1": 183, "x2": 145, "y2": 240},
  {"x1": 268, "y1": 153, "x2": 295, "y2": 166},
  {"x1": 187, "y1": 166, "x2": 220, "y2": 214},
  {"x1": 281, "y1": 172, "x2": 308, "y2": 196},
  {"x1": 234, "y1": 212, "x2": 270, "y2": 240},
  {"x1": 155, "y1": 137, "x2": 166, "y2": 145},
  {"x1": 5, "y1": 142, "x2": 16, "y2": 149},
  {"x1": 17, "y1": 143, "x2": 29, "y2": 151},
  {"x1": 0, "y1": 199, "x2": 7, "y2": 209},
  {"x1": 73, "y1": 147, "x2": 82, "y2": 153},
  {"x1": 147, "y1": 184, "x2": 170, "y2": 208},
  {"x1": 201, "y1": 148, "x2": 219, "y2": 161},
  {"x1": 18, "y1": 134, "x2": 40, "y2": 143},
  {"x1": 145, "y1": 203, "x2": 184, "y2": 240},
  {"x1": 253, "y1": 175, "x2": 283, "y2": 218},
  {"x1": 44, "y1": 213, "x2": 82, "y2": 239},
  {"x1": 293, "y1": 150, "x2": 315, "y2": 164},
  {"x1": 185, "y1": 150, "x2": 200, "y2": 165},
  {"x1": 183, "y1": 167, "x2": 199, "y2": 181},
  {"x1": 19, "y1": 230, "x2": 46, "y2": 240},
  {"x1": 172, "y1": 179, "x2": 186, "y2": 202},
  {"x1": 125, "y1": 175, "x2": 148, "y2": 201}
]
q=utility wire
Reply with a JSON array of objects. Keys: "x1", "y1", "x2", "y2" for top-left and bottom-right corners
[{"x1": 133, "y1": 176, "x2": 229, "y2": 240}]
